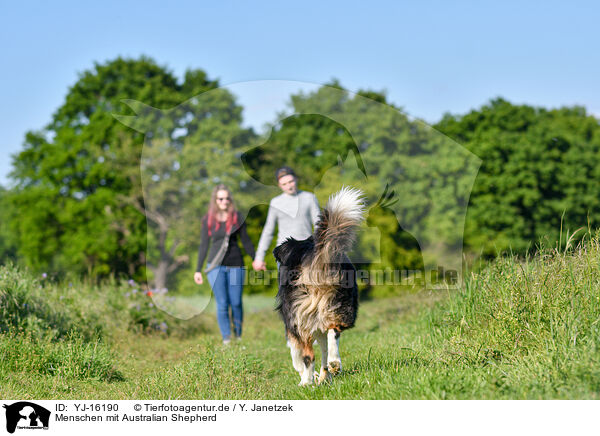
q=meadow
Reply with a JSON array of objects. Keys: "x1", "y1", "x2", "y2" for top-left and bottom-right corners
[{"x1": 2, "y1": 236, "x2": 600, "y2": 400}]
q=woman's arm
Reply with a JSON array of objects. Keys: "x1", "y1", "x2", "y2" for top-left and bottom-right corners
[
  {"x1": 196, "y1": 217, "x2": 210, "y2": 271},
  {"x1": 238, "y1": 214, "x2": 256, "y2": 259}
]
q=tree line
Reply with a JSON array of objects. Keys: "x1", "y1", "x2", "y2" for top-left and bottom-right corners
[{"x1": 1, "y1": 56, "x2": 599, "y2": 291}]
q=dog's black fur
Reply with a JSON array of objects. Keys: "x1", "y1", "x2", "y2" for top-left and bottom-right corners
[{"x1": 273, "y1": 235, "x2": 359, "y2": 344}]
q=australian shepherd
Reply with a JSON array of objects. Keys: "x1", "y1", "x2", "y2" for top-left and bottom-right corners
[{"x1": 273, "y1": 187, "x2": 365, "y2": 386}]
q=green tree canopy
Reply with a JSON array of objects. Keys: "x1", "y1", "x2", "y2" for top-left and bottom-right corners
[
  {"x1": 115, "y1": 87, "x2": 257, "y2": 290},
  {"x1": 436, "y1": 98, "x2": 600, "y2": 255},
  {"x1": 7, "y1": 57, "x2": 238, "y2": 280},
  {"x1": 0, "y1": 186, "x2": 17, "y2": 263}
]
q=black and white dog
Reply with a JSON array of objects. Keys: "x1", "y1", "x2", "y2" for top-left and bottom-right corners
[{"x1": 273, "y1": 187, "x2": 365, "y2": 386}]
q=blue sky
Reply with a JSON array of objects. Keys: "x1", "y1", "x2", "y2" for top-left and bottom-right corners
[{"x1": 1, "y1": 0, "x2": 599, "y2": 186}]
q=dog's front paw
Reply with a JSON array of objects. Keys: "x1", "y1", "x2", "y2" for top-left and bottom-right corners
[
  {"x1": 298, "y1": 379, "x2": 314, "y2": 387},
  {"x1": 317, "y1": 368, "x2": 332, "y2": 385},
  {"x1": 328, "y1": 360, "x2": 342, "y2": 375}
]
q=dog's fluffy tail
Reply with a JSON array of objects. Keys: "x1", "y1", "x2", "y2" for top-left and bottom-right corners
[{"x1": 312, "y1": 186, "x2": 366, "y2": 266}]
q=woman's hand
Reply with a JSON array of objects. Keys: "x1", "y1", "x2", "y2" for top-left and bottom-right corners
[
  {"x1": 194, "y1": 272, "x2": 204, "y2": 285},
  {"x1": 252, "y1": 259, "x2": 267, "y2": 271}
]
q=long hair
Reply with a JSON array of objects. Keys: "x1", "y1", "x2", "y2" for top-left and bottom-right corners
[{"x1": 205, "y1": 184, "x2": 239, "y2": 236}]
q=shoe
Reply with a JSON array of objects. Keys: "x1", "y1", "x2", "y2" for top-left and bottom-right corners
[{"x1": 223, "y1": 338, "x2": 231, "y2": 345}]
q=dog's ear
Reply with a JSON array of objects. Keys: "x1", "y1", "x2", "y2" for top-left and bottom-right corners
[
  {"x1": 274, "y1": 237, "x2": 301, "y2": 265},
  {"x1": 274, "y1": 236, "x2": 314, "y2": 267},
  {"x1": 273, "y1": 242, "x2": 289, "y2": 265}
]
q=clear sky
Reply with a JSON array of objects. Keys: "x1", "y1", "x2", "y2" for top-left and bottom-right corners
[{"x1": 1, "y1": 0, "x2": 598, "y2": 186}]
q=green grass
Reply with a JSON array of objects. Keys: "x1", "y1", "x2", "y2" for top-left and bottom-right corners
[{"x1": 2, "y1": 237, "x2": 600, "y2": 399}]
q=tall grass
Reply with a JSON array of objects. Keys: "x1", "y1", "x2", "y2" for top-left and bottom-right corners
[
  {"x1": 0, "y1": 263, "x2": 105, "y2": 340},
  {"x1": 422, "y1": 233, "x2": 600, "y2": 397},
  {"x1": 0, "y1": 332, "x2": 122, "y2": 381},
  {"x1": 0, "y1": 263, "x2": 209, "y2": 384}
]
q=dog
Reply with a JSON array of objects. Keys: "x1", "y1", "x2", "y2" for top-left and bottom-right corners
[{"x1": 273, "y1": 187, "x2": 365, "y2": 386}]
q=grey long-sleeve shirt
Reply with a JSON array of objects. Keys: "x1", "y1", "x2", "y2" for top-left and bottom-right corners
[{"x1": 254, "y1": 190, "x2": 320, "y2": 262}]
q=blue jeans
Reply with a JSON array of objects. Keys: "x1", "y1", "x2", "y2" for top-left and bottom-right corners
[{"x1": 206, "y1": 265, "x2": 245, "y2": 340}]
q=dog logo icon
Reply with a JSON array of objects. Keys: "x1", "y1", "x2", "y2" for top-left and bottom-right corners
[{"x1": 3, "y1": 402, "x2": 50, "y2": 434}]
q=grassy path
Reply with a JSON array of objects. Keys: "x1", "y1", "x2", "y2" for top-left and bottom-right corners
[{"x1": 3, "y1": 293, "x2": 446, "y2": 399}]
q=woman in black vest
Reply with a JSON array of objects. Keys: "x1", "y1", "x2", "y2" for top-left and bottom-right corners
[{"x1": 194, "y1": 184, "x2": 255, "y2": 344}]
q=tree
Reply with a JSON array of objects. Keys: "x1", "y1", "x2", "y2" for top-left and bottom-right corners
[
  {"x1": 8, "y1": 57, "x2": 248, "y2": 283},
  {"x1": 436, "y1": 98, "x2": 600, "y2": 255},
  {"x1": 0, "y1": 186, "x2": 17, "y2": 264},
  {"x1": 115, "y1": 87, "x2": 257, "y2": 290}
]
